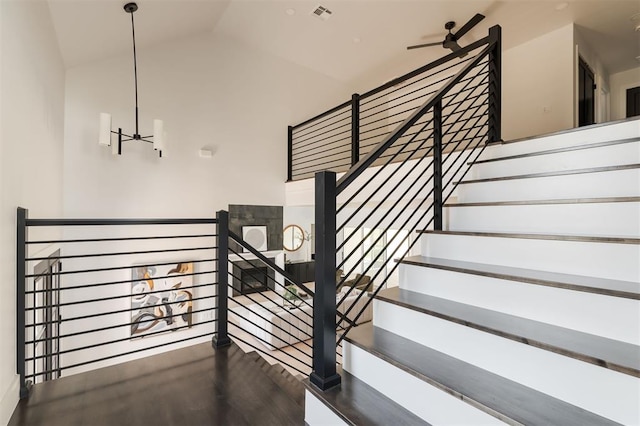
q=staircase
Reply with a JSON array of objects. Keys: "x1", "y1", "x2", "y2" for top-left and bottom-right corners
[{"x1": 304, "y1": 118, "x2": 640, "y2": 425}]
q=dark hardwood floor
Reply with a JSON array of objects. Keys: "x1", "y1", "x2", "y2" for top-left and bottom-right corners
[{"x1": 9, "y1": 342, "x2": 305, "y2": 426}]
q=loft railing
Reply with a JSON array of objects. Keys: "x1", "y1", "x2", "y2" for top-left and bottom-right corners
[
  {"x1": 16, "y1": 208, "x2": 219, "y2": 398},
  {"x1": 16, "y1": 208, "x2": 319, "y2": 398},
  {"x1": 288, "y1": 27, "x2": 501, "y2": 182},
  {"x1": 309, "y1": 25, "x2": 502, "y2": 390}
]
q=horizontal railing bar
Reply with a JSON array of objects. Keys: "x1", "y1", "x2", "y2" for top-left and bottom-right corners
[
  {"x1": 292, "y1": 147, "x2": 351, "y2": 165},
  {"x1": 26, "y1": 246, "x2": 216, "y2": 262},
  {"x1": 27, "y1": 296, "x2": 219, "y2": 329},
  {"x1": 293, "y1": 121, "x2": 351, "y2": 146},
  {"x1": 227, "y1": 249, "x2": 313, "y2": 309},
  {"x1": 25, "y1": 284, "x2": 216, "y2": 311},
  {"x1": 26, "y1": 306, "x2": 217, "y2": 345},
  {"x1": 25, "y1": 270, "x2": 216, "y2": 294},
  {"x1": 292, "y1": 129, "x2": 351, "y2": 152},
  {"x1": 292, "y1": 114, "x2": 351, "y2": 141},
  {"x1": 25, "y1": 258, "x2": 216, "y2": 279},
  {"x1": 227, "y1": 332, "x2": 311, "y2": 374},
  {"x1": 291, "y1": 156, "x2": 352, "y2": 174},
  {"x1": 360, "y1": 36, "x2": 490, "y2": 100},
  {"x1": 337, "y1": 44, "x2": 491, "y2": 194},
  {"x1": 337, "y1": 118, "x2": 435, "y2": 215},
  {"x1": 293, "y1": 117, "x2": 351, "y2": 149},
  {"x1": 226, "y1": 269, "x2": 313, "y2": 325},
  {"x1": 25, "y1": 218, "x2": 218, "y2": 227},
  {"x1": 337, "y1": 126, "x2": 434, "y2": 226},
  {"x1": 26, "y1": 233, "x2": 217, "y2": 245},
  {"x1": 228, "y1": 304, "x2": 312, "y2": 353},
  {"x1": 291, "y1": 100, "x2": 351, "y2": 131},
  {"x1": 228, "y1": 231, "x2": 313, "y2": 297},
  {"x1": 25, "y1": 329, "x2": 216, "y2": 376},
  {"x1": 361, "y1": 66, "x2": 489, "y2": 115}
]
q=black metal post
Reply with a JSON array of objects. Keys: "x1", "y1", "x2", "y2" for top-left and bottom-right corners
[
  {"x1": 433, "y1": 101, "x2": 443, "y2": 231},
  {"x1": 351, "y1": 94, "x2": 360, "y2": 166},
  {"x1": 488, "y1": 25, "x2": 502, "y2": 144},
  {"x1": 287, "y1": 126, "x2": 294, "y2": 181},
  {"x1": 17, "y1": 207, "x2": 29, "y2": 398},
  {"x1": 117, "y1": 128, "x2": 123, "y2": 155},
  {"x1": 310, "y1": 171, "x2": 341, "y2": 391},
  {"x1": 213, "y1": 210, "x2": 231, "y2": 348}
]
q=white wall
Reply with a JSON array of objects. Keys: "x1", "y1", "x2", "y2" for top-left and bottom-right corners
[
  {"x1": 610, "y1": 67, "x2": 640, "y2": 121},
  {"x1": 0, "y1": 1, "x2": 65, "y2": 423},
  {"x1": 64, "y1": 31, "x2": 347, "y2": 218},
  {"x1": 502, "y1": 24, "x2": 575, "y2": 140}
]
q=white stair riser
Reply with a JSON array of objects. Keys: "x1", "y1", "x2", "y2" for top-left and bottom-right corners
[
  {"x1": 471, "y1": 142, "x2": 640, "y2": 180},
  {"x1": 421, "y1": 233, "x2": 640, "y2": 282},
  {"x1": 373, "y1": 300, "x2": 640, "y2": 425},
  {"x1": 342, "y1": 342, "x2": 505, "y2": 425},
  {"x1": 456, "y1": 168, "x2": 640, "y2": 203},
  {"x1": 304, "y1": 390, "x2": 349, "y2": 426},
  {"x1": 446, "y1": 202, "x2": 640, "y2": 237},
  {"x1": 399, "y1": 264, "x2": 640, "y2": 344},
  {"x1": 477, "y1": 120, "x2": 640, "y2": 160}
]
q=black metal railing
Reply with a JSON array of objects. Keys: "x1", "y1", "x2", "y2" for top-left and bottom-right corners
[
  {"x1": 224, "y1": 228, "x2": 316, "y2": 376},
  {"x1": 16, "y1": 208, "x2": 323, "y2": 399},
  {"x1": 16, "y1": 208, "x2": 219, "y2": 398},
  {"x1": 309, "y1": 25, "x2": 502, "y2": 390},
  {"x1": 288, "y1": 28, "x2": 501, "y2": 182}
]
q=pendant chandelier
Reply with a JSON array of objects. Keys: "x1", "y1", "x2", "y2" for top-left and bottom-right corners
[{"x1": 98, "y1": 2, "x2": 165, "y2": 157}]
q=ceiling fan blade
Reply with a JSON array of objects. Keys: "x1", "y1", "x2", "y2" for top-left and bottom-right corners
[
  {"x1": 444, "y1": 40, "x2": 468, "y2": 58},
  {"x1": 407, "y1": 41, "x2": 443, "y2": 50},
  {"x1": 453, "y1": 13, "x2": 485, "y2": 39}
]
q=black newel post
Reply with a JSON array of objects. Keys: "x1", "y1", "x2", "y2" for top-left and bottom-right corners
[
  {"x1": 488, "y1": 25, "x2": 502, "y2": 144},
  {"x1": 310, "y1": 171, "x2": 341, "y2": 391},
  {"x1": 351, "y1": 94, "x2": 360, "y2": 166},
  {"x1": 213, "y1": 210, "x2": 231, "y2": 348},
  {"x1": 16, "y1": 207, "x2": 29, "y2": 398},
  {"x1": 287, "y1": 125, "x2": 294, "y2": 182},
  {"x1": 433, "y1": 101, "x2": 443, "y2": 231}
]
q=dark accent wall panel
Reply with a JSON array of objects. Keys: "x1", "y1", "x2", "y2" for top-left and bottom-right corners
[{"x1": 229, "y1": 205, "x2": 283, "y2": 252}]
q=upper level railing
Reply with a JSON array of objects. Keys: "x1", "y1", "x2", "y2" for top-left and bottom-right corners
[
  {"x1": 288, "y1": 27, "x2": 501, "y2": 182},
  {"x1": 310, "y1": 25, "x2": 502, "y2": 390}
]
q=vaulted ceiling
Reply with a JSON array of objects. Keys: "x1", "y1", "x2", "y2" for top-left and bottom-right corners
[{"x1": 48, "y1": 0, "x2": 640, "y2": 84}]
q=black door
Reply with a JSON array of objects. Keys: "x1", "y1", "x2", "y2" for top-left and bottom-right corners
[
  {"x1": 578, "y1": 57, "x2": 595, "y2": 127},
  {"x1": 626, "y1": 86, "x2": 640, "y2": 118}
]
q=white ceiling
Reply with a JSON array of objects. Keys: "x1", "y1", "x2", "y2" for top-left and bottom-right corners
[{"x1": 48, "y1": 0, "x2": 640, "y2": 84}]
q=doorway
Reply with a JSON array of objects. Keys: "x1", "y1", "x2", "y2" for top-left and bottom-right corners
[
  {"x1": 578, "y1": 57, "x2": 595, "y2": 127},
  {"x1": 28, "y1": 251, "x2": 62, "y2": 384},
  {"x1": 626, "y1": 86, "x2": 640, "y2": 118}
]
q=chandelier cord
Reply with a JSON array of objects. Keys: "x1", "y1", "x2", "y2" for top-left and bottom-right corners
[{"x1": 130, "y1": 11, "x2": 139, "y2": 138}]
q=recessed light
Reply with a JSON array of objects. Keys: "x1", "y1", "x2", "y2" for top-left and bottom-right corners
[
  {"x1": 555, "y1": 2, "x2": 569, "y2": 11},
  {"x1": 636, "y1": 55, "x2": 640, "y2": 62},
  {"x1": 352, "y1": 37, "x2": 361, "y2": 44},
  {"x1": 285, "y1": 8, "x2": 295, "y2": 16}
]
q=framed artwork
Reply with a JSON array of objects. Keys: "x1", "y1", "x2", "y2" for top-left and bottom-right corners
[
  {"x1": 242, "y1": 225, "x2": 268, "y2": 252},
  {"x1": 131, "y1": 262, "x2": 193, "y2": 338}
]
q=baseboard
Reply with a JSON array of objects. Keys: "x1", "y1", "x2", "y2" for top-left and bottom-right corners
[{"x1": 0, "y1": 374, "x2": 19, "y2": 426}]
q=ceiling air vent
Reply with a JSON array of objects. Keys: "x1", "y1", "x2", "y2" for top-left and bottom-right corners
[{"x1": 311, "y1": 4, "x2": 333, "y2": 21}]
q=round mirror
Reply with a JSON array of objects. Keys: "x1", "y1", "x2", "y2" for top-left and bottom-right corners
[{"x1": 283, "y1": 224, "x2": 304, "y2": 251}]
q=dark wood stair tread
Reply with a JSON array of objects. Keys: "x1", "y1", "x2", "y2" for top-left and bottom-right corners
[
  {"x1": 399, "y1": 255, "x2": 640, "y2": 299},
  {"x1": 377, "y1": 287, "x2": 639, "y2": 376},
  {"x1": 345, "y1": 324, "x2": 619, "y2": 426},
  {"x1": 304, "y1": 368, "x2": 428, "y2": 425},
  {"x1": 418, "y1": 230, "x2": 640, "y2": 245},
  {"x1": 445, "y1": 196, "x2": 640, "y2": 207},
  {"x1": 457, "y1": 163, "x2": 640, "y2": 184}
]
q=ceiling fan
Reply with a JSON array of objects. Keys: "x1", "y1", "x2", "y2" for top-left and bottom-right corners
[{"x1": 407, "y1": 13, "x2": 485, "y2": 57}]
